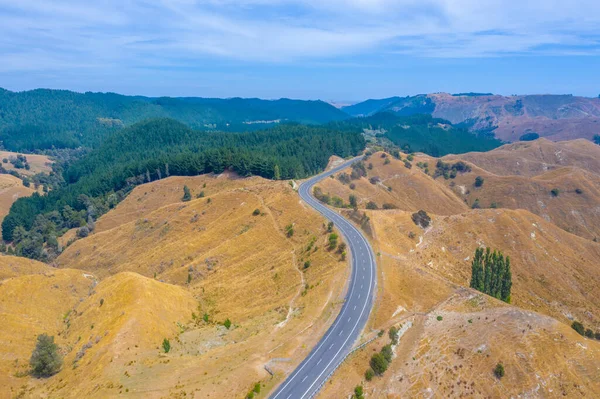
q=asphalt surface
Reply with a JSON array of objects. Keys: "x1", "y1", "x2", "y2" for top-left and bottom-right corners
[{"x1": 269, "y1": 156, "x2": 377, "y2": 399}]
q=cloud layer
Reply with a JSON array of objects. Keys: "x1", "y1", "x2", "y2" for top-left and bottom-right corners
[{"x1": 0, "y1": 0, "x2": 598, "y2": 96}]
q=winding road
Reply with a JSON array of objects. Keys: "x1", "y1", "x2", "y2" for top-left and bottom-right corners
[{"x1": 270, "y1": 157, "x2": 377, "y2": 399}]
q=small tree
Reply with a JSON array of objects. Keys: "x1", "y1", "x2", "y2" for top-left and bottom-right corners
[
  {"x1": 365, "y1": 368, "x2": 374, "y2": 381},
  {"x1": 366, "y1": 201, "x2": 378, "y2": 210},
  {"x1": 30, "y1": 334, "x2": 63, "y2": 377},
  {"x1": 494, "y1": 363, "x2": 505, "y2": 379},
  {"x1": 585, "y1": 328, "x2": 594, "y2": 338},
  {"x1": 550, "y1": 188, "x2": 560, "y2": 197},
  {"x1": 370, "y1": 352, "x2": 389, "y2": 375},
  {"x1": 182, "y1": 185, "x2": 192, "y2": 202},
  {"x1": 474, "y1": 176, "x2": 484, "y2": 187},
  {"x1": 252, "y1": 208, "x2": 261, "y2": 216},
  {"x1": 224, "y1": 318, "x2": 232, "y2": 329},
  {"x1": 381, "y1": 344, "x2": 393, "y2": 363},
  {"x1": 352, "y1": 385, "x2": 364, "y2": 399},
  {"x1": 349, "y1": 194, "x2": 358, "y2": 209},
  {"x1": 162, "y1": 338, "x2": 171, "y2": 353},
  {"x1": 389, "y1": 326, "x2": 399, "y2": 345},
  {"x1": 571, "y1": 321, "x2": 585, "y2": 336}
]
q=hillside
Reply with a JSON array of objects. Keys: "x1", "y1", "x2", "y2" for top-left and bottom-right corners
[
  {"x1": 313, "y1": 153, "x2": 600, "y2": 397},
  {"x1": 0, "y1": 88, "x2": 349, "y2": 151},
  {"x1": 2, "y1": 173, "x2": 353, "y2": 398},
  {"x1": 0, "y1": 174, "x2": 36, "y2": 224},
  {"x1": 343, "y1": 93, "x2": 600, "y2": 142},
  {"x1": 316, "y1": 143, "x2": 600, "y2": 240}
]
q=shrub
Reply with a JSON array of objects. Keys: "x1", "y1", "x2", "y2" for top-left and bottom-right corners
[
  {"x1": 162, "y1": 338, "x2": 171, "y2": 353},
  {"x1": 370, "y1": 353, "x2": 389, "y2": 375},
  {"x1": 223, "y1": 319, "x2": 232, "y2": 329},
  {"x1": 182, "y1": 185, "x2": 192, "y2": 202},
  {"x1": 303, "y1": 261, "x2": 311, "y2": 269},
  {"x1": 408, "y1": 231, "x2": 416, "y2": 239},
  {"x1": 411, "y1": 210, "x2": 431, "y2": 228},
  {"x1": 494, "y1": 363, "x2": 505, "y2": 379},
  {"x1": 252, "y1": 208, "x2": 261, "y2": 216},
  {"x1": 328, "y1": 233, "x2": 339, "y2": 250},
  {"x1": 197, "y1": 191, "x2": 205, "y2": 198},
  {"x1": 404, "y1": 160, "x2": 412, "y2": 169},
  {"x1": 353, "y1": 385, "x2": 364, "y2": 399},
  {"x1": 285, "y1": 224, "x2": 294, "y2": 237},
  {"x1": 471, "y1": 199, "x2": 481, "y2": 209},
  {"x1": 99, "y1": 298, "x2": 104, "y2": 307},
  {"x1": 365, "y1": 368, "x2": 374, "y2": 381},
  {"x1": 571, "y1": 321, "x2": 585, "y2": 336},
  {"x1": 595, "y1": 331, "x2": 600, "y2": 340},
  {"x1": 382, "y1": 203, "x2": 397, "y2": 209},
  {"x1": 389, "y1": 326, "x2": 399, "y2": 344},
  {"x1": 76, "y1": 225, "x2": 90, "y2": 238},
  {"x1": 585, "y1": 328, "x2": 594, "y2": 338},
  {"x1": 383, "y1": 158, "x2": 390, "y2": 165},
  {"x1": 551, "y1": 188, "x2": 560, "y2": 197},
  {"x1": 407, "y1": 154, "x2": 414, "y2": 161},
  {"x1": 203, "y1": 313, "x2": 209, "y2": 323},
  {"x1": 436, "y1": 315, "x2": 443, "y2": 321},
  {"x1": 349, "y1": 183, "x2": 356, "y2": 190},
  {"x1": 369, "y1": 176, "x2": 380, "y2": 185},
  {"x1": 366, "y1": 201, "x2": 378, "y2": 210},
  {"x1": 575, "y1": 188, "x2": 583, "y2": 194},
  {"x1": 246, "y1": 392, "x2": 254, "y2": 399},
  {"x1": 327, "y1": 221, "x2": 334, "y2": 232},
  {"x1": 30, "y1": 334, "x2": 63, "y2": 377},
  {"x1": 349, "y1": 194, "x2": 358, "y2": 209},
  {"x1": 381, "y1": 344, "x2": 393, "y2": 363},
  {"x1": 253, "y1": 383, "x2": 261, "y2": 393},
  {"x1": 474, "y1": 176, "x2": 484, "y2": 187}
]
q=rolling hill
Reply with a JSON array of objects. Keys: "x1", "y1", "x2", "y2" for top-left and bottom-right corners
[{"x1": 0, "y1": 88, "x2": 349, "y2": 151}]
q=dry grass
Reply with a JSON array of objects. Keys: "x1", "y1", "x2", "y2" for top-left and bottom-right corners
[
  {"x1": 0, "y1": 151, "x2": 52, "y2": 177},
  {"x1": 5, "y1": 173, "x2": 350, "y2": 398},
  {"x1": 0, "y1": 174, "x2": 36, "y2": 224}
]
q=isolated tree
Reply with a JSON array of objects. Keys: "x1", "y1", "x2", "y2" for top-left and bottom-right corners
[
  {"x1": 30, "y1": 334, "x2": 63, "y2": 377},
  {"x1": 474, "y1": 176, "x2": 484, "y2": 187},
  {"x1": 162, "y1": 338, "x2": 171, "y2": 353},
  {"x1": 365, "y1": 368, "x2": 374, "y2": 381},
  {"x1": 349, "y1": 194, "x2": 358, "y2": 209},
  {"x1": 223, "y1": 318, "x2": 232, "y2": 329},
  {"x1": 182, "y1": 185, "x2": 192, "y2": 202},
  {"x1": 551, "y1": 188, "x2": 560, "y2": 197},
  {"x1": 494, "y1": 363, "x2": 505, "y2": 379}
]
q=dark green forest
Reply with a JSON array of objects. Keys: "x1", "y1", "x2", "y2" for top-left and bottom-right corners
[
  {"x1": 0, "y1": 88, "x2": 348, "y2": 151},
  {"x1": 328, "y1": 112, "x2": 502, "y2": 156},
  {"x1": 2, "y1": 119, "x2": 365, "y2": 259}
]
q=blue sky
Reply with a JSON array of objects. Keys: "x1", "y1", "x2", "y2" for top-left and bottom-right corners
[{"x1": 1, "y1": 0, "x2": 599, "y2": 101}]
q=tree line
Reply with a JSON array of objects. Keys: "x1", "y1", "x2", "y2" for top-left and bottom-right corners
[{"x1": 2, "y1": 118, "x2": 365, "y2": 259}]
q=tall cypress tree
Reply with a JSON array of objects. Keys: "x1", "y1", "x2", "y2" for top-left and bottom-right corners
[{"x1": 501, "y1": 256, "x2": 512, "y2": 303}]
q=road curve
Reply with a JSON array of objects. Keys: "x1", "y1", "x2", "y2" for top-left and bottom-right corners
[{"x1": 269, "y1": 157, "x2": 377, "y2": 399}]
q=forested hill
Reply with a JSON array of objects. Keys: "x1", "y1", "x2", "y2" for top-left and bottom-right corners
[
  {"x1": 327, "y1": 112, "x2": 502, "y2": 156},
  {"x1": 0, "y1": 88, "x2": 349, "y2": 151},
  {"x1": 2, "y1": 119, "x2": 365, "y2": 251}
]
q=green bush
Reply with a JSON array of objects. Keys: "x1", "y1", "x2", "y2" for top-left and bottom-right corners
[
  {"x1": 365, "y1": 368, "x2": 374, "y2": 381},
  {"x1": 182, "y1": 185, "x2": 192, "y2": 202},
  {"x1": 224, "y1": 319, "x2": 232, "y2": 329},
  {"x1": 389, "y1": 326, "x2": 399, "y2": 344},
  {"x1": 474, "y1": 176, "x2": 484, "y2": 187},
  {"x1": 381, "y1": 344, "x2": 393, "y2": 362},
  {"x1": 551, "y1": 188, "x2": 560, "y2": 197},
  {"x1": 252, "y1": 208, "x2": 261, "y2": 216},
  {"x1": 30, "y1": 334, "x2": 63, "y2": 377},
  {"x1": 571, "y1": 321, "x2": 585, "y2": 336},
  {"x1": 370, "y1": 353, "x2": 389, "y2": 375},
  {"x1": 162, "y1": 338, "x2": 171, "y2": 353},
  {"x1": 494, "y1": 363, "x2": 505, "y2": 379}
]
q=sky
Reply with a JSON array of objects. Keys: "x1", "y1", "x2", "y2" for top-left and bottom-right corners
[{"x1": 1, "y1": 0, "x2": 599, "y2": 101}]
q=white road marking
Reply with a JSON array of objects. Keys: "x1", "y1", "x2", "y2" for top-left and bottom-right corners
[
  {"x1": 353, "y1": 305, "x2": 357, "y2": 310},
  {"x1": 347, "y1": 317, "x2": 351, "y2": 322},
  {"x1": 338, "y1": 330, "x2": 343, "y2": 336},
  {"x1": 302, "y1": 376, "x2": 308, "y2": 383},
  {"x1": 317, "y1": 358, "x2": 322, "y2": 365}
]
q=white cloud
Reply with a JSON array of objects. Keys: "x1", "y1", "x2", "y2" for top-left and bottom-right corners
[{"x1": 0, "y1": 0, "x2": 598, "y2": 74}]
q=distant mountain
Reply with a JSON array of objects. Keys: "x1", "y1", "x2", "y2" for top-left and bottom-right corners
[
  {"x1": 343, "y1": 93, "x2": 600, "y2": 142},
  {"x1": 0, "y1": 88, "x2": 349, "y2": 151}
]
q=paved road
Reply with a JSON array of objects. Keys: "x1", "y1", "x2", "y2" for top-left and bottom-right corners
[{"x1": 269, "y1": 157, "x2": 377, "y2": 399}]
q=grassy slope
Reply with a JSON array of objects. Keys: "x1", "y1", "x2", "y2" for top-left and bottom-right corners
[{"x1": 5, "y1": 172, "x2": 350, "y2": 398}]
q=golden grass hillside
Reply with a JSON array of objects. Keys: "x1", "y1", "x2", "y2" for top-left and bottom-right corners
[
  {"x1": 6, "y1": 173, "x2": 351, "y2": 398},
  {"x1": 445, "y1": 138, "x2": 600, "y2": 177},
  {"x1": 0, "y1": 174, "x2": 36, "y2": 223},
  {"x1": 317, "y1": 147, "x2": 600, "y2": 240},
  {"x1": 0, "y1": 257, "x2": 94, "y2": 397}
]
